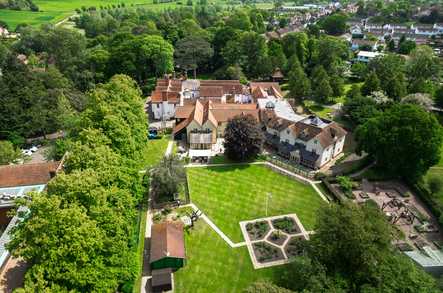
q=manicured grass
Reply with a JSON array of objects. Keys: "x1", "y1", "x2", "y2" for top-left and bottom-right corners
[
  {"x1": 0, "y1": 9, "x2": 69, "y2": 29},
  {"x1": 304, "y1": 101, "x2": 334, "y2": 119},
  {"x1": 1, "y1": 0, "x2": 274, "y2": 29},
  {"x1": 174, "y1": 220, "x2": 284, "y2": 292},
  {"x1": 187, "y1": 164, "x2": 325, "y2": 243},
  {"x1": 143, "y1": 135, "x2": 170, "y2": 168}
]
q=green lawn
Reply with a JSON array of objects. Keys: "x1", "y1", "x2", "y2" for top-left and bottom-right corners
[
  {"x1": 174, "y1": 220, "x2": 284, "y2": 293},
  {"x1": 143, "y1": 135, "x2": 170, "y2": 168},
  {"x1": 0, "y1": 9, "x2": 69, "y2": 29},
  {"x1": 187, "y1": 164, "x2": 325, "y2": 243},
  {"x1": 1, "y1": 0, "x2": 275, "y2": 29}
]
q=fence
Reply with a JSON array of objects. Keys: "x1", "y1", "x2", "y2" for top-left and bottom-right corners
[{"x1": 266, "y1": 156, "x2": 316, "y2": 179}]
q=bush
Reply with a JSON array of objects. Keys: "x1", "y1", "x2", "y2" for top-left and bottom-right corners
[
  {"x1": 337, "y1": 176, "x2": 354, "y2": 196},
  {"x1": 428, "y1": 175, "x2": 443, "y2": 195}
]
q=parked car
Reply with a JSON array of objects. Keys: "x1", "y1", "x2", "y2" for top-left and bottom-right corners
[{"x1": 148, "y1": 127, "x2": 159, "y2": 139}]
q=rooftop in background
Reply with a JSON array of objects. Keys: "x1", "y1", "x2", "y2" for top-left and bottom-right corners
[{"x1": 258, "y1": 97, "x2": 305, "y2": 123}]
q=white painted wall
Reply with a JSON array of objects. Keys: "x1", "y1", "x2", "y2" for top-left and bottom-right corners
[
  {"x1": 279, "y1": 128, "x2": 296, "y2": 145},
  {"x1": 152, "y1": 102, "x2": 176, "y2": 120}
]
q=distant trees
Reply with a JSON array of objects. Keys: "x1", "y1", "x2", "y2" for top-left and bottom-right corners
[
  {"x1": 0, "y1": 57, "x2": 78, "y2": 140},
  {"x1": 224, "y1": 114, "x2": 264, "y2": 161},
  {"x1": 356, "y1": 104, "x2": 443, "y2": 181},
  {"x1": 319, "y1": 13, "x2": 348, "y2": 36}
]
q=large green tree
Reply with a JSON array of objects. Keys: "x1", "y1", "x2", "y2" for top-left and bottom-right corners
[
  {"x1": 356, "y1": 103, "x2": 443, "y2": 181},
  {"x1": 288, "y1": 58, "x2": 310, "y2": 99},
  {"x1": 0, "y1": 140, "x2": 20, "y2": 165},
  {"x1": 175, "y1": 36, "x2": 213, "y2": 79}
]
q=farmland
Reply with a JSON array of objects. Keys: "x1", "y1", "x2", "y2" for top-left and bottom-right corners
[{"x1": 0, "y1": 0, "x2": 275, "y2": 29}]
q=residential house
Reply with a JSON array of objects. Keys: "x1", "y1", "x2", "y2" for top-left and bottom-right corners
[
  {"x1": 355, "y1": 51, "x2": 382, "y2": 63},
  {"x1": 150, "y1": 78, "x2": 251, "y2": 121},
  {"x1": 173, "y1": 100, "x2": 259, "y2": 160},
  {"x1": 264, "y1": 115, "x2": 346, "y2": 169},
  {"x1": 151, "y1": 78, "x2": 182, "y2": 120},
  {"x1": 351, "y1": 38, "x2": 379, "y2": 51}
]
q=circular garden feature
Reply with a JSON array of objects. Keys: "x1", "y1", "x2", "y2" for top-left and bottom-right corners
[
  {"x1": 271, "y1": 216, "x2": 300, "y2": 234},
  {"x1": 253, "y1": 242, "x2": 285, "y2": 263},
  {"x1": 246, "y1": 220, "x2": 270, "y2": 241}
]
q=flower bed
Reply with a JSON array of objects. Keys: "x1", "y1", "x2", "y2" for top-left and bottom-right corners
[
  {"x1": 267, "y1": 231, "x2": 288, "y2": 246},
  {"x1": 271, "y1": 217, "x2": 300, "y2": 234},
  {"x1": 246, "y1": 220, "x2": 270, "y2": 241},
  {"x1": 253, "y1": 242, "x2": 285, "y2": 263},
  {"x1": 284, "y1": 236, "x2": 307, "y2": 258}
]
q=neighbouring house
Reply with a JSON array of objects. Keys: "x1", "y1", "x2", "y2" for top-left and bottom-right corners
[
  {"x1": 150, "y1": 221, "x2": 186, "y2": 271},
  {"x1": 0, "y1": 162, "x2": 62, "y2": 279},
  {"x1": 355, "y1": 51, "x2": 382, "y2": 63},
  {"x1": 263, "y1": 115, "x2": 346, "y2": 169},
  {"x1": 351, "y1": 38, "x2": 379, "y2": 51},
  {"x1": 173, "y1": 100, "x2": 259, "y2": 160},
  {"x1": 150, "y1": 78, "x2": 182, "y2": 120},
  {"x1": 150, "y1": 78, "x2": 251, "y2": 121}
]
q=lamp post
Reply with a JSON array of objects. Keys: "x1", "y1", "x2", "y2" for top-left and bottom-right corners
[{"x1": 266, "y1": 192, "x2": 272, "y2": 216}]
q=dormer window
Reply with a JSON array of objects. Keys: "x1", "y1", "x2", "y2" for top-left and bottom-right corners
[
  {"x1": 287, "y1": 130, "x2": 290, "y2": 134},
  {"x1": 314, "y1": 140, "x2": 317, "y2": 144}
]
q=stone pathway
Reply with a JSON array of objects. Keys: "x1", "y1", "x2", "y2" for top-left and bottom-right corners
[
  {"x1": 165, "y1": 140, "x2": 174, "y2": 157},
  {"x1": 181, "y1": 203, "x2": 246, "y2": 248}
]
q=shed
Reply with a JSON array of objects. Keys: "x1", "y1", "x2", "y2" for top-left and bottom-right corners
[
  {"x1": 151, "y1": 268, "x2": 173, "y2": 292},
  {"x1": 271, "y1": 68, "x2": 284, "y2": 83},
  {"x1": 150, "y1": 222, "x2": 186, "y2": 270}
]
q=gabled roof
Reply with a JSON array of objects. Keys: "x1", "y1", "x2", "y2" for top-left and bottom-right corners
[
  {"x1": 250, "y1": 82, "x2": 282, "y2": 94},
  {"x1": 0, "y1": 162, "x2": 61, "y2": 188},
  {"x1": 172, "y1": 101, "x2": 259, "y2": 134},
  {"x1": 150, "y1": 221, "x2": 185, "y2": 263},
  {"x1": 175, "y1": 105, "x2": 194, "y2": 119}
]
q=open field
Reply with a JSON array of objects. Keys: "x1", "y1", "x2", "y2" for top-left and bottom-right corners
[
  {"x1": 0, "y1": 9, "x2": 69, "y2": 29},
  {"x1": 174, "y1": 220, "x2": 284, "y2": 292},
  {"x1": 423, "y1": 145, "x2": 443, "y2": 205},
  {"x1": 187, "y1": 164, "x2": 325, "y2": 243},
  {"x1": 0, "y1": 0, "x2": 275, "y2": 29}
]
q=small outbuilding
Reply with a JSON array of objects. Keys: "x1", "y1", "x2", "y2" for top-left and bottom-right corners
[
  {"x1": 150, "y1": 221, "x2": 186, "y2": 271},
  {"x1": 151, "y1": 268, "x2": 173, "y2": 292},
  {"x1": 271, "y1": 68, "x2": 284, "y2": 83}
]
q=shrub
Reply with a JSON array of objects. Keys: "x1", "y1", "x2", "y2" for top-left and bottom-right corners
[{"x1": 428, "y1": 175, "x2": 443, "y2": 195}]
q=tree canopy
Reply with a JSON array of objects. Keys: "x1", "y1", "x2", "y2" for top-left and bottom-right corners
[
  {"x1": 224, "y1": 114, "x2": 264, "y2": 161},
  {"x1": 356, "y1": 103, "x2": 443, "y2": 181}
]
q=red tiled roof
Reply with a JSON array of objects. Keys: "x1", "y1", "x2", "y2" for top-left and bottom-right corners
[
  {"x1": 0, "y1": 162, "x2": 61, "y2": 188},
  {"x1": 199, "y1": 86, "x2": 224, "y2": 98},
  {"x1": 150, "y1": 221, "x2": 185, "y2": 263}
]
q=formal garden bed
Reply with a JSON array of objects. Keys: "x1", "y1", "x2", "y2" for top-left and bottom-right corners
[
  {"x1": 246, "y1": 221, "x2": 270, "y2": 241},
  {"x1": 253, "y1": 242, "x2": 285, "y2": 263},
  {"x1": 271, "y1": 217, "x2": 300, "y2": 234},
  {"x1": 285, "y1": 235, "x2": 307, "y2": 258},
  {"x1": 267, "y1": 231, "x2": 288, "y2": 246},
  {"x1": 240, "y1": 214, "x2": 310, "y2": 269}
]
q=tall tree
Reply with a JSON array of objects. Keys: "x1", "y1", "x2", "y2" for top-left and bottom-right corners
[
  {"x1": 175, "y1": 36, "x2": 213, "y2": 78},
  {"x1": 224, "y1": 114, "x2": 264, "y2": 161},
  {"x1": 288, "y1": 59, "x2": 311, "y2": 99},
  {"x1": 319, "y1": 13, "x2": 348, "y2": 35},
  {"x1": 407, "y1": 46, "x2": 440, "y2": 93},
  {"x1": 311, "y1": 65, "x2": 332, "y2": 103},
  {"x1": 356, "y1": 104, "x2": 443, "y2": 181},
  {"x1": 361, "y1": 71, "x2": 381, "y2": 96}
]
